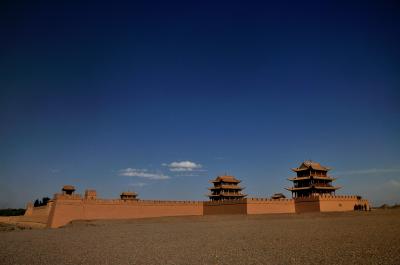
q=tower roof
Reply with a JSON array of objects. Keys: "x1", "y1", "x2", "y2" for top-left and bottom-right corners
[
  {"x1": 291, "y1": 160, "x2": 330, "y2": 172},
  {"x1": 62, "y1": 185, "x2": 75, "y2": 191},
  {"x1": 211, "y1": 175, "x2": 241, "y2": 183},
  {"x1": 121, "y1": 191, "x2": 137, "y2": 196}
]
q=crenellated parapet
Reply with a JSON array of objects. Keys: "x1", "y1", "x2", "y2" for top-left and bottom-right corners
[
  {"x1": 247, "y1": 197, "x2": 294, "y2": 203},
  {"x1": 82, "y1": 199, "x2": 203, "y2": 205},
  {"x1": 204, "y1": 198, "x2": 246, "y2": 206},
  {"x1": 54, "y1": 193, "x2": 82, "y2": 200},
  {"x1": 319, "y1": 194, "x2": 358, "y2": 200},
  {"x1": 138, "y1": 200, "x2": 202, "y2": 204}
]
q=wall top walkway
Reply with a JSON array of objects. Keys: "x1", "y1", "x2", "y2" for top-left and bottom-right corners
[
  {"x1": 247, "y1": 198, "x2": 294, "y2": 202},
  {"x1": 53, "y1": 193, "x2": 365, "y2": 205},
  {"x1": 53, "y1": 194, "x2": 203, "y2": 205}
]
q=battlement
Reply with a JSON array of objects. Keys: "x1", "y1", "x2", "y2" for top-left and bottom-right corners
[
  {"x1": 247, "y1": 197, "x2": 294, "y2": 203},
  {"x1": 54, "y1": 193, "x2": 82, "y2": 200},
  {"x1": 294, "y1": 195, "x2": 360, "y2": 201},
  {"x1": 83, "y1": 199, "x2": 203, "y2": 205},
  {"x1": 54, "y1": 191, "x2": 203, "y2": 205},
  {"x1": 85, "y1": 190, "x2": 97, "y2": 200},
  {"x1": 204, "y1": 199, "x2": 246, "y2": 206},
  {"x1": 319, "y1": 194, "x2": 358, "y2": 200}
]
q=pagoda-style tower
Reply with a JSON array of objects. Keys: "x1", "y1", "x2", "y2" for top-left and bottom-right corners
[
  {"x1": 286, "y1": 161, "x2": 340, "y2": 198},
  {"x1": 208, "y1": 175, "x2": 247, "y2": 201}
]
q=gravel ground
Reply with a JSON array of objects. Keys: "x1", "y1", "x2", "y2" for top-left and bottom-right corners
[{"x1": 1, "y1": 209, "x2": 399, "y2": 265}]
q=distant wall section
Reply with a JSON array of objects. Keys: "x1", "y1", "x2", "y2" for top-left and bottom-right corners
[
  {"x1": 23, "y1": 202, "x2": 53, "y2": 224},
  {"x1": 48, "y1": 194, "x2": 203, "y2": 228}
]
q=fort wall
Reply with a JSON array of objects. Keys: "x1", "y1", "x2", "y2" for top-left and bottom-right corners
[
  {"x1": 23, "y1": 202, "x2": 53, "y2": 224},
  {"x1": 47, "y1": 197, "x2": 85, "y2": 228},
  {"x1": 318, "y1": 195, "x2": 369, "y2": 212},
  {"x1": 47, "y1": 195, "x2": 371, "y2": 227},
  {"x1": 294, "y1": 197, "x2": 321, "y2": 213},
  {"x1": 203, "y1": 200, "x2": 247, "y2": 215},
  {"x1": 48, "y1": 195, "x2": 203, "y2": 228},
  {"x1": 294, "y1": 195, "x2": 370, "y2": 213},
  {"x1": 246, "y1": 198, "x2": 295, "y2": 214},
  {"x1": 18, "y1": 161, "x2": 373, "y2": 228},
  {"x1": 34, "y1": 192, "x2": 370, "y2": 228},
  {"x1": 203, "y1": 198, "x2": 296, "y2": 215}
]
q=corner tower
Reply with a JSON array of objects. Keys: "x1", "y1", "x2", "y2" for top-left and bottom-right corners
[
  {"x1": 286, "y1": 161, "x2": 340, "y2": 198},
  {"x1": 208, "y1": 175, "x2": 247, "y2": 201}
]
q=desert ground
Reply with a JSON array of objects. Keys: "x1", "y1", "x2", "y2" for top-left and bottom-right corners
[{"x1": 1, "y1": 209, "x2": 399, "y2": 265}]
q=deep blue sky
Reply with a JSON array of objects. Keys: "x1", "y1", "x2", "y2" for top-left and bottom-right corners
[{"x1": 1, "y1": 0, "x2": 399, "y2": 208}]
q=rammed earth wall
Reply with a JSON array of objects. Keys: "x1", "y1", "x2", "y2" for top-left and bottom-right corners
[
  {"x1": 246, "y1": 198, "x2": 295, "y2": 214},
  {"x1": 294, "y1": 195, "x2": 370, "y2": 213},
  {"x1": 34, "y1": 194, "x2": 369, "y2": 228},
  {"x1": 23, "y1": 202, "x2": 53, "y2": 225},
  {"x1": 47, "y1": 196, "x2": 203, "y2": 228},
  {"x1": 318, "y1": 195, "x2": 369, "y2": 212},
  {"x1": 203, "y1": 200, "x2": 247, "y2": 215}
]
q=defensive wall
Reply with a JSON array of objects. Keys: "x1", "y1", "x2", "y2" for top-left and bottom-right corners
[
  {"x1": 203, "y1": 198, "x2": 296, "y2": 215},
  {"x1": 23, "y1": 202, "x2": 53, "y2": 225},
  {"x1": 294, "y1": 195, "x2": 370, "y2": 213},
  {"x1": 47, "y1": 193, "x2": 203, "y2": 228},
  {"x1": 29, "y1": 190, "x2": 370, "y2": 228},
  {"x1": 203, "y1": 199, "x2": 247, "y2": 215},
  {"x1": 0, "y1": 202, "x2": 54, "y2": 228},
  {"x1": 246, "y1": 198, "x2": 296, "y2": 214}
]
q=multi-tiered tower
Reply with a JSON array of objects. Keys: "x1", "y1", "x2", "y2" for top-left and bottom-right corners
[
  {"x1": 286, "y1": 161, "x2": 340, "y2": 198},
  {"x1": 208, "y1": 175, "x2": 247, "y2": 201}
]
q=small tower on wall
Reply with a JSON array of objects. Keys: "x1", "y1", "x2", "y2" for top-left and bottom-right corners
[
  {"x1": 286, "y1": 160, "x2": 340, "y2": 198},
  {"x1": 84, "y1": 190, "x2": 97, "y2": 200},
  {"x1": 208, "y1": 175, "x2": 247, "y2": 201},
  {"x1": 62, "y1": 185, "x2": 76, "y2": 196},
  {"x1": 120, "y1": 192, "x2": 138, "y2": 201}
]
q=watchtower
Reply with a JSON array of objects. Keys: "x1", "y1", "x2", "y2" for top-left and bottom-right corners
[
  {"x1": 208, "y1": 175, "x2": 247, "y2": 201},
  {"x1": 286, "y1": 160, "x2": 340, "y2": 198},
  {"x1": 85, "y1": 190, "x2": 97, "y2": 200},
  {"x1": 62, "y1": 185, "x2": 76, "y2": 196},
  {"x1": 120, "y1": 191, "x2": 138, "y2": 201}
]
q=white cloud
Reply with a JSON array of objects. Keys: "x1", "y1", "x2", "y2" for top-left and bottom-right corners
[
  {"x1": 119, "y1": 168, "x2": 170, "y2": 180},
  {"x1": 163, "y1": 161, "x2": 203, "y2": 172},
  {"x1": 175, "y1": 173, "x2": 203, "y2": 177},
  {"x1": 387, "y1": 179, "x2": 400, "y2": 188},
  {"x1": 129, "y1": 182, "x2": 148, "y2": 188}
]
